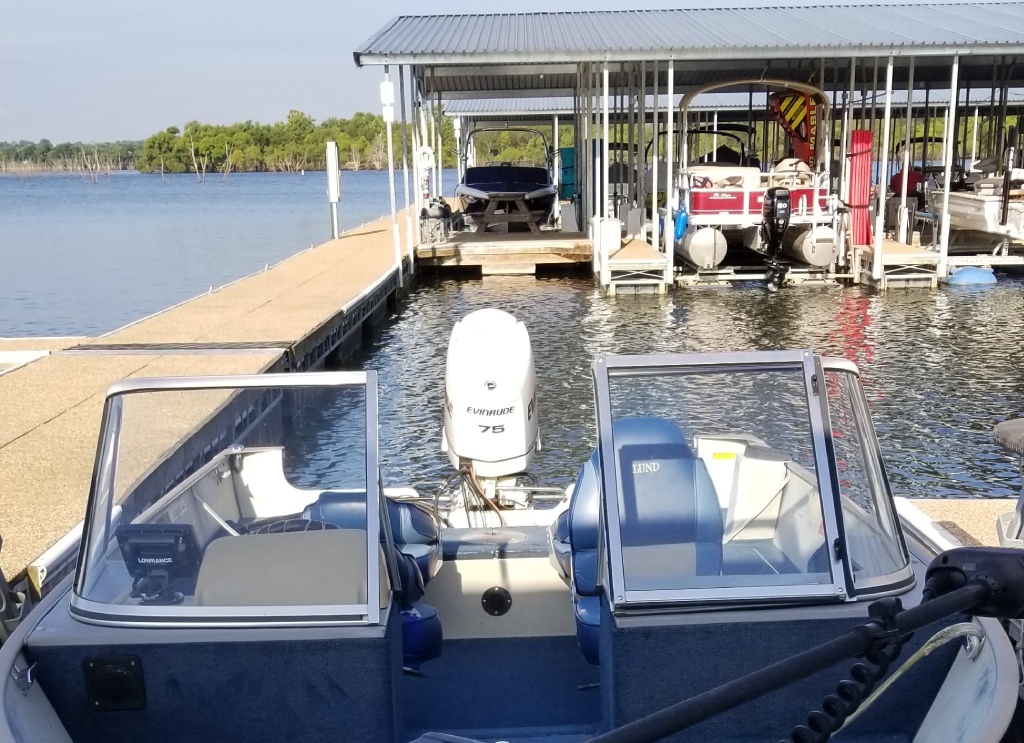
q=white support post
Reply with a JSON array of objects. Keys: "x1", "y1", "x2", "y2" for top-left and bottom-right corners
[
  {"x1": 651, "y1": 61, "x2": 660, "y2": 251},
  {"x1": 712, "y1": 111, "x2": 718, "y2": 161},
  {"x1": 971, "y1": 106, "x2": 979, "y2": 170},
  {"x1": 326, "y1": 141, "x2": 340, "y2": 239},
  {"x1": 436, "y1": 91, "x2": 444, "y2": 197},
  {"x1": 382, "y1": 67, "x2": 403, "y2": 288},
  {"x1": 938, "y1": 54, "x2": 960, "y2": 279},
  {"x1": 872, "y1": 56, "x2": 894, "y2": 283},
  {"x1": 602, "y1": 64, "x2": 611, "y2": 287},
  {"x1": 664, "y1": 61, "x2": 675, "y2": 287},
  {"x1": 398, "y1": 67, "x2": 416, "y2": 262},
  {"x1": 899, "y1": 57, "x2": 915, "y2": 243},
  {"x1": 428, "y1": 99, "x2": 437, "y2": 198},
  {"x1": 603, "y1": 64, "x2": 610, "y2": 221},
  {"x1": 638, "y1": 62, "x2": 647, "y2": 211},
  {"x1": 553, "y1": 114, "x2": 561, "y2": 225},
  {"x1": 453, "y1": 117, "x2": 462, "y2": 182}
]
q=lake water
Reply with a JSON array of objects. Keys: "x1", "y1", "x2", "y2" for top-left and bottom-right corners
[
  {"x1": 0, "y1": 170, "x2": 439, "y2": 337},
  {"x1": 3, "y1": 171, "x2": 1023, "y2": 501}
]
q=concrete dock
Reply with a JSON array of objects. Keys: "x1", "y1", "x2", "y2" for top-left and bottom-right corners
[{"x1": 0, "y1": 215, "x2": 406, "y2": 579}]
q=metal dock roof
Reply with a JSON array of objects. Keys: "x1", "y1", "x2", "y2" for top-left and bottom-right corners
[{"x1": 355, "y1": 3, "x2": 1024, "y2": 67}]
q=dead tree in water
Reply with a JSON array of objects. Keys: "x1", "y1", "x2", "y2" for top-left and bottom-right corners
[
  {"x1": 186, "y1": 129, "x2": 208, "y2": 182},
  {"x1": 222, "y1": 142, "x2": 232, "y2": 179}
]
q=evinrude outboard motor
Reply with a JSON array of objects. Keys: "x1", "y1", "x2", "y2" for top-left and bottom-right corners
[
  {"x1": 761, "y1": 186, "x2": 791, "y2": 292},
  {"x1": 439, "y1": 310, "x2": 564, "y2": 526}
]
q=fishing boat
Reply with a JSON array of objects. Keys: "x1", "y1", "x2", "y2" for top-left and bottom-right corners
[
  {"x1": 1, "y1": 322, "x2": 1022, "y2": 743},
  {"x1": 676, "y1": 80, "x2": 840, "y2": 277},
  {"x1": 454, "y1": 128, "x2": 558, "y2": 234}
]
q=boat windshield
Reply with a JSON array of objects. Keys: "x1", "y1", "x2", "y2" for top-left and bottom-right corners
[
  {"x1": 71, "y1": 373, "x2": 389, "y2": 628},
  {"x1": 593, "y1": 351, "x2": 911, "y2": 610}
]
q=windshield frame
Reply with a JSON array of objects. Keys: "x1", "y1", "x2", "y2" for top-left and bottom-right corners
[
  {"x1": 593, "y1": 350, "x2": 850, "y2": 610},
  {"x1": 71, "y1": 371, "x2": 383, "y2": 628},
  {"x1": 819, "y1": 358, "x2": 915, "y2": 597}
]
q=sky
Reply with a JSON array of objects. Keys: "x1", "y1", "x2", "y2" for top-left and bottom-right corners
[
  {"x1": 0, "y1": 0, "x2": 695, "y2": 143},
  {"x1": 2, "y1": 0, "x2": 948, "y2": 143}
]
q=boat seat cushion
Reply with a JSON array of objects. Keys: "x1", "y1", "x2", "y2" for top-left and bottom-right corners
[
  {"x1": 401, "y1": 601, "x2": 443, "y2": 669},
  {"x1": 549, "y1": 509, "x2": 572, "y2": 582},
  {"x1": 615, "y1": 421, "x2": 724, "y2": 588},
  {"x1": 304, "y1": 491, "x2": 442, "y2": 583},
  {"x1": 563, "y1": 417, "x2": 724, "y2": 664},
  {"x1": 194, "y1": 528, "x2": 389, "y2": 608},
  {"x1": 689, "y1": 165, "x2": 762, "y2": 190},
  {"x1": 567, "y1": 451, "x2": 601, "y2": 596},
  {"x1": 574, "y1": 595, "x2": 601, "y2": 666},
  {"x1": 462, "y1": 165, "x2": 551, "y2": 193}
]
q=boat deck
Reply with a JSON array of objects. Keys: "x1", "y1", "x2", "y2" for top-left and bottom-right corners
[
  {"x1": 0, "y1": 216, "x2": 405, "y2": 579},
  {"x1": 416, "y1": 229, "x2": 592, "y2": 275}
]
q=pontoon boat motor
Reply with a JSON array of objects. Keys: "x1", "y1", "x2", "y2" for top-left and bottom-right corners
[
  {"x1": 440, "y1": 309, "x2": 562, "y2": 526},
  {"x1": 762, "y1": 186, "x2": 791, "y2": 292}
]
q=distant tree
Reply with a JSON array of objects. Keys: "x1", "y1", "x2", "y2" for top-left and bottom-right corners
[{"x1": 369, "y1": 133, "x2": 387, "y2": 170}]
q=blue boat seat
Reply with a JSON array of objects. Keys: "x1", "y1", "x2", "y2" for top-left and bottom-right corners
[
  {"x1": 303, "y1": 491, "x2": 442, "y2": 584},
  {"x1": 563, "y1": 417, "x2": 724, "y2": 664},
  {"x1": 303, "y1": 491, "x2": 443, "y2": 666}
]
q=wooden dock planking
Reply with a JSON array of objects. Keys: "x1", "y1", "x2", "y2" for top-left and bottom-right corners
[
  {"x1": 0, "y1": 214, "x2": 407, "y2": 578},
  {"x1": 609, "y1": 238, "x2": 668, "y2": 269},
  {"x1": 858, "y1": 240, "x2": 941, "y2": 264},
  {"x1": 416, "y1": 230, "x2": 592, "y2": 272}
]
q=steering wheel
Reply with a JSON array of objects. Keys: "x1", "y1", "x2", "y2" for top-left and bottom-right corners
[
  {"x1": 692, "y1": 175, "x2": 713, "y2": 189},
  {"x1": 252, "y1": 518, "x2": 339, "y2": 534}
]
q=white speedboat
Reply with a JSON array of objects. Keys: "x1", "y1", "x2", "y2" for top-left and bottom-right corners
[
  {"x1": 1, "y1": 345, "x2": 1022, "y2": 743},
  {"x1": 933, "y1": 169, "x2": 1024, "y2": 245}
]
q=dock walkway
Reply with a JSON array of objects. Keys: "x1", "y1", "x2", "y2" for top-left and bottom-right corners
[{"x1": 0, "y1": 216, "x2": 405, "y2": 578}]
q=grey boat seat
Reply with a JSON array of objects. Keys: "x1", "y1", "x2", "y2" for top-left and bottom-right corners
[{"x1": 560, "y1": 417, "x2": 724, "y2": 664}]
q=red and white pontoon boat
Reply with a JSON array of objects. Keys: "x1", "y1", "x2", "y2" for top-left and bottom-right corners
[{"x1": 676, "y1": 80, "x2": 840, "y2": 273}]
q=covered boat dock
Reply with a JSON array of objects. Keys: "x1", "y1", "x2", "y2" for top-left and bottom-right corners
[{"x1": 354, "y1": 3, "x2": 1024, "y2": 291}]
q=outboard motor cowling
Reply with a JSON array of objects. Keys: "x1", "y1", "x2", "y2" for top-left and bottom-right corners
[
  {"x1": 443, "y1": 309, "x2": 539, "y2": 479},
  {"x1": 761, "y1": 186, "x2": 791, "y2": 292}
]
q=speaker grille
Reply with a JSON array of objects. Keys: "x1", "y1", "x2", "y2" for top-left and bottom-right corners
[{"x1": 83, "y1": 656, "x2": 146, "y2": 711}]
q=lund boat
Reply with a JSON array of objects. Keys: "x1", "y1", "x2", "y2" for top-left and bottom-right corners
[
  {"x1": 1, "y1": 345, "x2": 1023, "y2": 743},
  {"x1": 454, "y1": 128, "x2": 557, "y2": 234}
]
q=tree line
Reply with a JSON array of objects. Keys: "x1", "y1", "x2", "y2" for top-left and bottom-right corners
[
  {"x1": 1, "y1": 111, "x2": 574, "y2": 177},
  {"x1": 0, "y1": 140, "x2": 141, "y2": 173}
]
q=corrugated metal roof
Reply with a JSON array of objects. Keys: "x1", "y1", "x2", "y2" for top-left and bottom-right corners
[
  {"x1": 444, "y1": 97, "x2": 575, "y2": 116},
  {"x1": 442, "y1": 89, "x2": 1024, "y2": 118},
  {"x1": 355, "y1": 3, "x2": 1024, "y2": 66}
]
